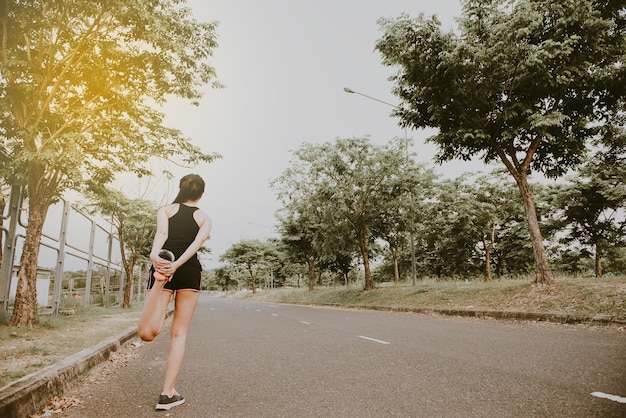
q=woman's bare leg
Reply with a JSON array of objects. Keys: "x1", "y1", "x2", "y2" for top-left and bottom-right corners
[
  {"x1": 138, "y1": 281, "x2": 172, "y2": 342},
  {"x1": 162, "y1": 289, "x2": 200, "y2": 396}
]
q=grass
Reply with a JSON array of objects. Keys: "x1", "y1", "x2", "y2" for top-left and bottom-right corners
[
  {"x1": 241, "y1": 275, "x2": 626, "y2": 321},
  {"x1": 0, "y1": 304, "x2": 143, "y2": 388}
]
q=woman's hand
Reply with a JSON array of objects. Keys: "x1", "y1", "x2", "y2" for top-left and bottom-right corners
[
  {"x1": 150, "y1": 253, "x2": 175, "y2": 273},
  {"x1": 156, "y1": 260, "x2": 178, "y2": 277}
]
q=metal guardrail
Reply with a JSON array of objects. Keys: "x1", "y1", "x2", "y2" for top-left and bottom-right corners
[{"x1": 0, "y1": 186, "x2": 131, "y2": 320}]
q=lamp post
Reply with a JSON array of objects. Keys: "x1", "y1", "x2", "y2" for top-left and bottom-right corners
[{"x1": 344, "y1": 87, "x2": 418, "y2": 286}]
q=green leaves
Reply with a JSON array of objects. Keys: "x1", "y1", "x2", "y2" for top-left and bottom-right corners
[
  {"x1": 376, "y1": 0, "x2": 625, "y2": 284},
  {"x1": 0, "y1": 0, "x2": 221, "y2": 196},
  {"x1": 273, "y1": 136, "x2": 435, "y2": 289},
  {"x1": 377, "y1": 0, "x2": 624, "y2": 178}
]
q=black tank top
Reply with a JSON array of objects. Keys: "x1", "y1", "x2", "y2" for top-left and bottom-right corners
[{"x1": 163, "y1": 204, "x2": 201, "y2": 269}]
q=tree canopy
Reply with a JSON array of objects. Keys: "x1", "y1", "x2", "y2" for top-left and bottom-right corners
[
  {"x1": 550, "y1": 152, "x2": 626, "y2": 277},
  {"x1": 273, "y1": 137, "x2": 431, "y2": 290},
  {"x1": 376, "y1": 0, "x2": 626, "y2": 285},
  {"x1": 1, "y1": 0, "x2": 221, "y2": 326}
]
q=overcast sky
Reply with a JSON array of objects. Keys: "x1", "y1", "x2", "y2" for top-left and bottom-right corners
[{"x1": 142, "y1": 0, "x2": 488, "y2": 269}]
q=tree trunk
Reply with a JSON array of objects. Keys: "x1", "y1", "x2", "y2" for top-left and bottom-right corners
[
  {"x1": 123, "y1": 255, "x2": 136, "y2": 308},
  {"x1": 358, "y1": 230, "x2": 374, "y2": 290},
  {"x1": 484, "y1": 240, "x2": 493, "y2": 282},
  {"x1": 515, "y1": 174, "x2": 555, "y2": 286},
  {"x1": 392, "y1": 246, "x2": 400, "y2": 284},
  {"x1": 248, "y1": 266, "x2": 257, "y2": 294},
  {"x1": 10, "y1": 194, "x2": 50, "y2": 327},
  {"x1": 483, "y1": 222, "x2": 495, "y2": 282},
  {"x1": 0, "y1": 191, "x2": 5, "y2": 267},
  {"x1": 307, "y1": 259, "x2": 315, "y2": 291},
  {"x1": 595, "y1": 244, "x2": 602, "y2": 278}
]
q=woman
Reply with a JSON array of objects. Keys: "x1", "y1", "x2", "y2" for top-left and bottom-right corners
[{"x1": 138, "y1": 174, "x2": 212, "y2": 411}]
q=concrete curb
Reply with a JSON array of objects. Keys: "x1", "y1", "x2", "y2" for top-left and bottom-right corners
[
  {"x1": 323, "y1": 303, "x2": 626, "y2": 325},
  {"x1": 0, "y1": 325, "x2": 139, "y2": 418}
]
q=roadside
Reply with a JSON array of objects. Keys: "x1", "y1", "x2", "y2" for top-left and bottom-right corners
[
  {"x1": 238, "y1": 276, "x2": 626, "y2": 325},
  {"x1": 0, "y1": 276, "x2": 624, "y2": 416},
  {"x1": 0, "y1": 305, "x2": 143, "y2": 388}
]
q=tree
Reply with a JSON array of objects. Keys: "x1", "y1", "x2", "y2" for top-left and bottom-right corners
[
  {"x1": 376, "y1": 0, "x2": 626, "y2": 285},
  {"x1": 212, "y1": 266, "x2": 241, "y2": 291},
  {"x1": 464, "y1": 172, "x2": 523, "y2": 281},
  {"x1": 275, "y1": 137, "x2": 412, "y2": 290},
  {"x1": 85, "y1": 186, "x2": 156, "y2": 308},
  {"x1": 277, "y1": 213, "x2": 323, "y2": 291},
  {"x1": 372, "y1": 157, "x2": 435, "y2": 284},
  {"x1": 220, "y1": 239, "x2": 270, "y2": 294},
  {"x1": 422, "y1": 178, "x2": 483, "y2": 278},
  {"x1": 0, "y1": 182, "x2": 8, "y2": 268},
  {"x1": 1, "y1": 1, "x2": 220, "y2": 326},
  {"x1": 551, "y1": 153, "x2": 626, "y2": 277}
]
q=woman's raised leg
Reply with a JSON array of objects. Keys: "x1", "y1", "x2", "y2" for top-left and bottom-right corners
[{"x1": 138, "y1": 281, "x2": 172, "y2": 342}]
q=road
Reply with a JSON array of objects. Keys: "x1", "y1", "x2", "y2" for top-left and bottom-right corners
[{"x1": 63, "y1": 294, "x2": 626, "y2": 417}]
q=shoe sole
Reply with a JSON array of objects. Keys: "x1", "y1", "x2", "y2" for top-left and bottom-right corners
[{"x1": 155, "y1": 398, "x2": 185, "y2": 410}]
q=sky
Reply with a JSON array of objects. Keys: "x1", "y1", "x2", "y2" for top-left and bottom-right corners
[{"x1": 135, "y1": 0, "x2": 488, "y2": 269}]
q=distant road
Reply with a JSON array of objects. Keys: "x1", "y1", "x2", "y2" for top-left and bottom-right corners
[{"x1": 64, "y1": 294, "x2": 626, "y2": 417}]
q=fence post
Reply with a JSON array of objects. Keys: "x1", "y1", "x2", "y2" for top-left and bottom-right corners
[
  {"x1": 51, "y1": 199, "x2": 70, "y2": 315},
  {"x1": 0, "y1": 186, "x2": 23, "y2": 323},
  {"x1": 103, "y1": 235, "x2": 113, "y2": 306},
  {"x1": 84, "y1": 219, "x2": 97, "y2": 307}
]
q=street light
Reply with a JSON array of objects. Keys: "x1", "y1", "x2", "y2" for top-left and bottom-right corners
[
  {"x1": 343, "y1": 87, "x2": 399, "y2": 108},
  {"x1": 344, "y1": 87, "x2": 418, "y2": 286}
]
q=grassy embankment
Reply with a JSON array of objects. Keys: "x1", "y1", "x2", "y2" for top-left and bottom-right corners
[
  {"x1": 241, "y1": 275, "x2": 626, "y2": 322},
  {"x1": 0, "y1": 304, "x2": 143, "y2": 388}
]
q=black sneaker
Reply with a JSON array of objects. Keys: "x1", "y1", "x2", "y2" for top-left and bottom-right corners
[{"x1": 156, "y1": 393, "x2": 185, "y2": 410}]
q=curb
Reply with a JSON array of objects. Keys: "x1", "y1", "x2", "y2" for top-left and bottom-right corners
[
  {"x1": 0, "y1": 325, "x2": 139, "y2": 418},
  {"x1": 325, "y1": 303, "x2": 626, "y2": 325}
]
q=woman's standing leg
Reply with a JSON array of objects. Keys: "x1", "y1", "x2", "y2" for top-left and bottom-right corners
[
  {"x1": 138, "y1": 280, "x2": 172, "y2": 342},
  {"x1": 162, "y1": 289, "x2": 201, "y2": 396}
]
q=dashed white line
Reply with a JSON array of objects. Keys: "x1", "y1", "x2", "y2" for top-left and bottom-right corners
[
  {"x1": 299, "y1": 321, "x2": 311, "y2": 325},
  {"x1": 591, "y1": 392, "x2": 626, "y2": 404},
  {"x1": 358, "y1": 335, "x2": 391, "y2": 345},
  {"x1": 271, "y1": 314, "x2": 279, "y2": 317}
]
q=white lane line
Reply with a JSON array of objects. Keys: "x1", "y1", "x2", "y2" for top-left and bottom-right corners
[
  {"x1": 299, "y1": 321, "x2": 311, "y2": 325},
  {"x1": 271, "y1": 314, "x2": 279, "y2": 317},
  {"x1": 358, "y1": 335, "x2": 391, "y2": 345},
  {"x1": 256, "y1": 310, "x2": 262, "y2": 312},
  {"x1": 591, "y1": 392, "x2": 626, "y2": 404},
  {"x1": 269, "y1": 305, "x2": 279, "y2": 308}
]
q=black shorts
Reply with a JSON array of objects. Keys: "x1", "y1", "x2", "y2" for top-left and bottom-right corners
[{"x1": 147, "y1": 263, "x2": 202, "y2": 292}]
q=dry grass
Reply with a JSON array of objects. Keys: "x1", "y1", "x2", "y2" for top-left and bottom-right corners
[
  {"x1": 244, "y1": 275, "x2": 626, "y2": 321},
  {"x1": 0, "y1": 305, "x2": 143, "y2": 388}
]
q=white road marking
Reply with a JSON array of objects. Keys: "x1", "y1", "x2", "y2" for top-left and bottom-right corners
[
  {"x1": 591, "y1": 392, "x2": 626, "y2": 404},
  {"x1": 271, "y1": 314, "x2": 279, "y2": 317},
  {"x1": 358, "y1": 335, "x2": 391, "y2": 345},
  {"x1": 299, "y1": 321, "x2": 311, "y2": 325},
  {"x1": 269, "y1": 305, "x2": 279, "y2": 308},
  {"x1": 256, "y1": 310, "x2": 262, "y2": 312}
]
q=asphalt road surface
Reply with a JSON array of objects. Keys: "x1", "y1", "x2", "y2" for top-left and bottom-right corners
[{"x1": 62, "y1": 294, "x2": 626, "y2": 417}]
